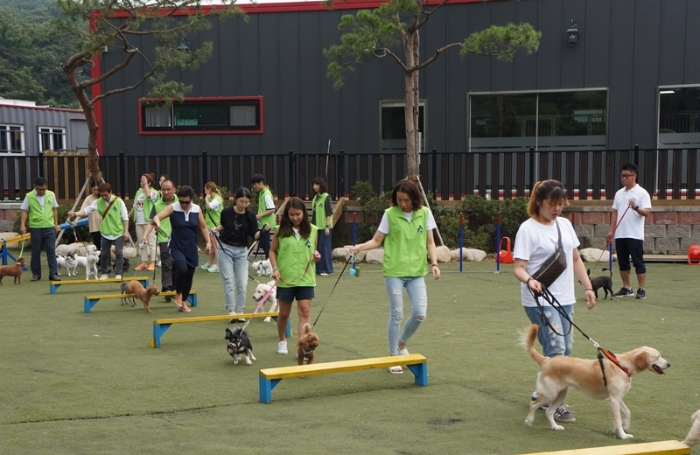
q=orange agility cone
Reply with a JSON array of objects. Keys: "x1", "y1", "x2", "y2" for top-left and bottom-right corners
[{"x1": 499, "y1": 236, "x2": 514, "y2": 264}]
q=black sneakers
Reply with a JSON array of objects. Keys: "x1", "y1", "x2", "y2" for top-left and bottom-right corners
[
  {"x1": 636, "y1": 288, "x2": 646, "y2": 299},
  {"x1": 530, "y1": 394, "x2": 576, "y2": 423},
  {"x1": 613, "y1": 286, "x2": 634, "y2": 297}
]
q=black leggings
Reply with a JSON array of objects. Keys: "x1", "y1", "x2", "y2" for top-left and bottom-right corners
[{"x1": 173, "y1": 260, "x2": 195, "y2": 299}]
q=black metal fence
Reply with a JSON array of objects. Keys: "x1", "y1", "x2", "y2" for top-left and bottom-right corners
[{"x1": 2, "y1": 147, "x2": 698, "y2": 203}]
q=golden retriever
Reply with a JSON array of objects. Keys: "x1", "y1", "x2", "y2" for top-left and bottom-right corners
[{"x1": 521, "y1": 324, "x2": 670, "y2": 439}]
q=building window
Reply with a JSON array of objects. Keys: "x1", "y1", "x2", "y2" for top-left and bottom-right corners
[
  {"x1": 381, "y1": 101, "x2": 425, "y2": 153},
  {"x1": 39, "y1": 127, "x2": 66, "y2": 152},
  {"x1": 469, "y1": 90, "x2": 607, "y2": 152},
  {"x1": 139, "y1": 97, "x2": 263, "y2": 134},
  {"x1": 0, "y1": 125, "x2": 25, "y2": 155},
  {"x1": 658, "y1": 87, "x2": 700, "y2": 147}
]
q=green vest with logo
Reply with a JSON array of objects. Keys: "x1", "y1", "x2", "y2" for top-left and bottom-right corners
[
  {"x1": 257, "y1": 186, "x2": 276, "y2": 229},
  {"x1": 132, "y1": 187, "x2": 156, "y2": 222},
  {"x1": 276, "y1": 225, "x2": 317, "y2": 288},
  {"x1": 26, "y1": 190, "x2": 56, "y2": 228},
  {"x1": 204, "y1": 194, "x2": 224, "y2": 229},
  {"x1": 382, "y1": 206, "x2": 429, "y2": 278},
  {"x1": 152, "y1": 194, "x2": 178, "y2": 243},
  {"x1": 312, "y1": 192, "x2": 332, "y2": 228},
  {"x1": 97, "y1": 196, "x2": 125, "y2": 236}
]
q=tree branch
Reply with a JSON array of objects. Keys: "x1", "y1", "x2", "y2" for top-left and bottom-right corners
[
  {"x1": 413, "y1": 42, "x2": 461, "y2": 72},
  {"x1": 374, "y1": 48, "x2": 408, "y2": 72},
  {"x1": 416, "y1": 0, "x2": 449, "y2": 30},
  {"x1": 91, "y1": 64, "x2": 161, "y2": 104},
  {"x1": 80, "y1": 48, "x2": 137, "y2": 89}
]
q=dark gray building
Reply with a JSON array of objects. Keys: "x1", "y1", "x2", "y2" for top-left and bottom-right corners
[{"x1": 97, "y1": 0, "x2": 700, "y2": 158}]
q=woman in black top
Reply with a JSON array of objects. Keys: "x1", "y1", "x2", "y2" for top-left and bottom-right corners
[{"x1": 211, "y1": 187, "x2": 260, "y2": 316}]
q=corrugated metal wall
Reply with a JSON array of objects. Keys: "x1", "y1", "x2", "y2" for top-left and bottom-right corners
[
  {"x1": 0, "y1": 105, "x2": 88, "y2": 155},
  {"x1": 100, "y1": 0, "x2": 700, "y2": 157}
]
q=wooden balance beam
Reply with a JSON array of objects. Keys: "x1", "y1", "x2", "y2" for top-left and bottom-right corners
[
  {"x1": 258, "y1": 353, "x2": 428, "y2": 403},
  {"x1": 51, "y1": 276, "x2": 150, "y2": 294},
  {"x1": 151, "y1": 312, "x2": 288, "y2": 348},
  {"x1": 83, "y1": 290, "x2": 196, "y2": 313},
  {"x1": 517, "y1": 440, "x2": 690, "y2": 455}
]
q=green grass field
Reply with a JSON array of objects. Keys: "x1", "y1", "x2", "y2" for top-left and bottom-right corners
[{"x1": 1, "y1": 256, "x2": 698, "y2": 454}]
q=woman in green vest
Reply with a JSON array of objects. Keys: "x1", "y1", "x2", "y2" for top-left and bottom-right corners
[
  {"x1": 130, "y1": 173, "x2": 158, "y2": 272},
  {"x1": 311, "y1": 177, "x2": 334, "y2": 276},
  {"x1": 201, "y1": 181, "x2": 224, "y2": 273},
  {"x1": 251, "y1": 174, "x2": 276, "y2": 259},
  {"x1": 351, "y1": 179, "x2": 440, "y2": 374},
  {"x1": 269, "y1": 197, "x2": 321, "y2": 356}
]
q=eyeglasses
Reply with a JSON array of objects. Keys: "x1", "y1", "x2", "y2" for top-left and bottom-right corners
[
  {"x1": 179, "y1": 200, "x2": 192, "y2": 205},
  {"x1": 620, "y1": 173, "x2": 636, "y2": 178},
  {"x1": 237, "y1": 199, "x2": 251, "y2": 206}
]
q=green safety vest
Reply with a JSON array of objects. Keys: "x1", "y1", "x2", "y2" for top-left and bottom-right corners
[
  {"x1": 97, "y1": 195, "x2": 125, "y2": 236},
  {"x1": 152, "y1": 194, "x2": 178, "y2": 243},
  {"x1": 26, "y1": 190, "x2": 56, "y2": 228},
  {"x1": 312, "y1": 192, "x2": 332, "y2": 228},
  {"x1": 132, "y1": 187, "x2": 156, "y2": 222},
  {"x1": 257, "y1": 186, "x2": 276, "y2": 229},
  {"x1": 276, "y1": 225, "x2": 317, "y2": 288},
  {"x1": 382, "y1": 206, "x2": 429, "y2": 278},
  {"x1": 204, "y1": 194, "x2": 224, "y2": 229}
]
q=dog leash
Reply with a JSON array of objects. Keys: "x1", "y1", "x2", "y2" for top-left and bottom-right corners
[
  {"x1": 530, "y1": 285, "x2": 630, "y2": 384},
  {"x1": 590, "y1": 205, "x2": 631, "y2": 275},
  {"x1": 311, "y1": 254, "x2": 354, "y2": 329}
]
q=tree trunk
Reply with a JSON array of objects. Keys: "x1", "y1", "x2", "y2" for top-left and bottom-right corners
[
  {"x1": 404, "y1": 30, "x2": 420, "y2": 179},
  {"x1": 62, "y1": 60, "x2": 102, "y2": 182}
]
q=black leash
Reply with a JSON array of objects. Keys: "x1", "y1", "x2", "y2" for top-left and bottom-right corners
[{"x1": 311, "y1": 254, "x2": 354, "y2": 329}]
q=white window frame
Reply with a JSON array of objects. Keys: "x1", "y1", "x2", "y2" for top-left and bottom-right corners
[
  {"x1": 38, "y1": 127, "x2": 67, "y2": 153},
  {"x1": 379, "y1": 100, "x2": 427, "y2": 154},
  {"x1": 0, "y1": 124, "x2": 26, "y2": 155}
]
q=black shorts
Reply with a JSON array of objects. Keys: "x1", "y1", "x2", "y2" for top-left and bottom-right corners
[
  {"x1": 615, "y1": 238, "x2": 646, "y2": 274},
  {"x1": 276, "y1": 286, "x2": 314, "y2": 302}
]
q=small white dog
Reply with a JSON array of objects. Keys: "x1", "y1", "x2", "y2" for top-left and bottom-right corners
[
  {"x1": 683, "y1": 409, "x2": 700, "y2": 447},
  {"x1": 59, "y1": 253, "x2": 78, "y2": 276},
  {"x1": 253, "y1": 259, "x2": 273, "y2": 276},
  {"x1": 251, "y1": 280, "x2": 279, "y2": 322},
  {"x1": 84, "y1": 245, "x2": 100, "y2": 280}
]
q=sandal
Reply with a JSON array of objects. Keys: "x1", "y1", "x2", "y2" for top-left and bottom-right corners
[
  {"x1": 179, "y1": 305, "x2": 191, "y2": 313},
  {"x1": 398, "y1": 348, "x2": 409, "y2": 355},
  {"x1": 388, "y1": 366, "x2": 403, "y2": 374}
]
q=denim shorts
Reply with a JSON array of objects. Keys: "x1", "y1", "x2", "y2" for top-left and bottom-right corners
[{"x1": 276, "y1": 286, "x2": 315, "y2": 302}]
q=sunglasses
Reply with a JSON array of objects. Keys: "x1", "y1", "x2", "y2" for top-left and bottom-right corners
[
  {"x1": 179, "y1": 200, "x2": 192, "y2": 205},
  {"x1": 620, "y1": 173, "x2": 636, "y2": 178}
]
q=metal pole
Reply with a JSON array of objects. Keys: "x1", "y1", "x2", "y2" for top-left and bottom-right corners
[
  {"x1": 432, "y1": 148, "x2": 437, "y2": 198},
  {"x1": 119, "y1": 151, "x2": 126, "y2": 198}
]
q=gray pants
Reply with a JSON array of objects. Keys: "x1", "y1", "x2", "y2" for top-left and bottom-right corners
[
  {"x1": 159, "y1": 242, "x2": 174, "y2": 291},
  {"x1": 100, "y1": 236, "x2": 124, "y2": 275}
]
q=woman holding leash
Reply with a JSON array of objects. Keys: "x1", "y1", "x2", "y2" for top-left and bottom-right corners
[
  {"x1": 141, "y1": 185, "x2": 211, "y2": 312},
  {"x1": 210, "y1": 187, "x2": 261, "y2": 317},
  {"x1": 269, "y1": 197, "x2": 320, "y2": 356},
  {"x1": 129, "y1": 173, "x2": 159, "y2": 272},
  {"x1": 311, "y1": 177, "x2": 334, "y2": 276},
  {"x1": 201, "y1": 181, "x2": 224, "y2": 273},
  {"x1": 513, "y1": 179, "x2": 596, "y2": 424},
  {"x1": 351, "y1": 179, "x2": 440, "y2": 374}
]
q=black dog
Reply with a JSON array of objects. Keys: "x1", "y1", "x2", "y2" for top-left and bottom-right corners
[
  {"x1": 586, "y1": 268, "x2": 614, "y2": 300},
  {"x1": 225, "y1": 327, "x2": 256, "y2": 365}
]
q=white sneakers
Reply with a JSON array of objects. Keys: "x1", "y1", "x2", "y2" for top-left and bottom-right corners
[
  {"x1": 115, "y1": 275, "x2": 122, "y2": 280},
  {"x1": 208, "y1": 265, "x2": 220, "y2": 273},
  {"x1": 277, "y1": 340, "x2": 288, "y2": 355},
  {"x1": 99, "y1": 274, "x2": 108, "y2": 280},
  {"x1": 201, "y1": 263, "x2": 212, "y2": 270}
]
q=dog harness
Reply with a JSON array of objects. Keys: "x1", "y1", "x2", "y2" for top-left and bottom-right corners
[
  {"x1": 597, "y1": 348, "x2": 631, "y2": 387},
  {"x1": 302, "y1": 348, "x2": 314, "y2": 358}
]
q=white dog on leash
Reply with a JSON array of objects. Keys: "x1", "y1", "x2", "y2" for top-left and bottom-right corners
[
  {"x1": 73, "y1": 245, "x2": 100, "y2": 280},
  {"x1": 253, "y1": 259, "x2": 273, "y2": 276},
  {"x1": 58, "y1": 253, "x2": 78, "y2": 276},
  {"x1": 251, "y1": 280, "x2": 279, "y2": 322}
]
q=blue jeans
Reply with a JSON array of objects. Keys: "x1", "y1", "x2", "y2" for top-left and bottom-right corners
[
  {"x1": 30, "y1": 227, "x2": 58, "y2": 278},
  {"x1": 218, "y1": 243, "x2": 249, "y2": 313},
  {"x1": 384, "y1": 277, "x2": 428, "y2": 355},
  {"x1": 524, "y1": 304, "x2": 574, "y2": 358},
  {"x1": 316, "y1": 228, "x2": 333, "y2": 274}
]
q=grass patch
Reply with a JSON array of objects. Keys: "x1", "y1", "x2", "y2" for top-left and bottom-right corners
[{"x1": 1, "y1": 257, "x2": 697, "y2": 454}]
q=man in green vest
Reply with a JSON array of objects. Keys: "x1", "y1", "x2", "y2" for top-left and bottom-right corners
[
  {"x1": 19, "y1": 177, "x2": 61, "y2": 282},
  {"x1": 150, "y1": 179, "x2": 178, "y2": 292},
  {"x1": 251, "y1": 174, "x2": 275, "y2": 259}
]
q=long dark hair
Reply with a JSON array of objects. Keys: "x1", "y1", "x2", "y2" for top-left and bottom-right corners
[
  {"x1": 277, "y1": 197, "x2": 311, "y2": 238},
  {"x1": 312, "y1": 177, "x2": 328, "y2": 194}
]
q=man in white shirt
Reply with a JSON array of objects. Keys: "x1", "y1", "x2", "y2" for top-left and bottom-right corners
[{"x1": 606, "y1": 163, "x2": 651, "y2": 300}]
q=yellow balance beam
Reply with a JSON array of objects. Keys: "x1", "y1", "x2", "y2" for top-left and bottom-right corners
[
  {"x1": 260, "y1": 354, "x2": 427, "y2": 380},
  {"x1": 517, "y1": 440, "x2": 690, "y2": 455}
]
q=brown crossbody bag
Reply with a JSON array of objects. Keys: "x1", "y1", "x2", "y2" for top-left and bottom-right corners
[{"x1": 531, "y1": 220, "x2": 567, "y2": 288}]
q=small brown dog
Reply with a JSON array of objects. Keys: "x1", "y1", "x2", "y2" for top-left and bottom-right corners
[
  {"x1": 122, "y1": 280, "x2": 160, "y2": 313},
  {"x1": 297, "y1": 323, "x2": 319, "y2": 366},
  {"x1": 0, "y1": 257, "x2": 26, "y2": 285}
]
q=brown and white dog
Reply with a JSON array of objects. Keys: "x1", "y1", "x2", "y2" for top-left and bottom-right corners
[
  {"x1": 521, "y1": 324, "x2": 670, "y2": 439},
  {"x1": 297, "y1": 323, "x2": 319, "y2": 366},
  {"x1": 0, "y1": 257, "x2": 26, "y2": 285},
  {"x1": 121, "y1": 280, "x2": 160, "y2": 314}
]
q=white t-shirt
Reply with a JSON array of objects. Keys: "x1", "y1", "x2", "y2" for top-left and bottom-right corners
[
  {"x1": 264, "y1": 193, "x2": 275, "y2": 211},
  {"x1": 84, "y1": 199, "x2": 129, "y2": 241},
  {"x1": 611, "y1": 184, "x2": 651, "y2": 240},
  {"x1": 377, "y1": 208, "x2": 437, "y2": 234},
  {"x1": 20, "y1": 194, "x2": 59, "y2": 211},
  {"x1": 135, "y1": 189, "x2": 158, "y2": 225},
  {"x1": 513, "y1": 217, "x2": 580, "y2": 307}
]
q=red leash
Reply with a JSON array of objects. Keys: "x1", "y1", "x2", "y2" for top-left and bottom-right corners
[{"x1": 591, "y1": 205, "x2": 631, "y2": 275}]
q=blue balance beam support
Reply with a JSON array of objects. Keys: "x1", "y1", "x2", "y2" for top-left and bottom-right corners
[
  {"x1": 152, "y1": 316, "x2": 288, "y2": 348},
  {"x1": 259, "y1": 377, "x2": 283, "y2": 404},
  {"x1": 406, "y1": 363, "x2": 428, "y2": 386}
]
